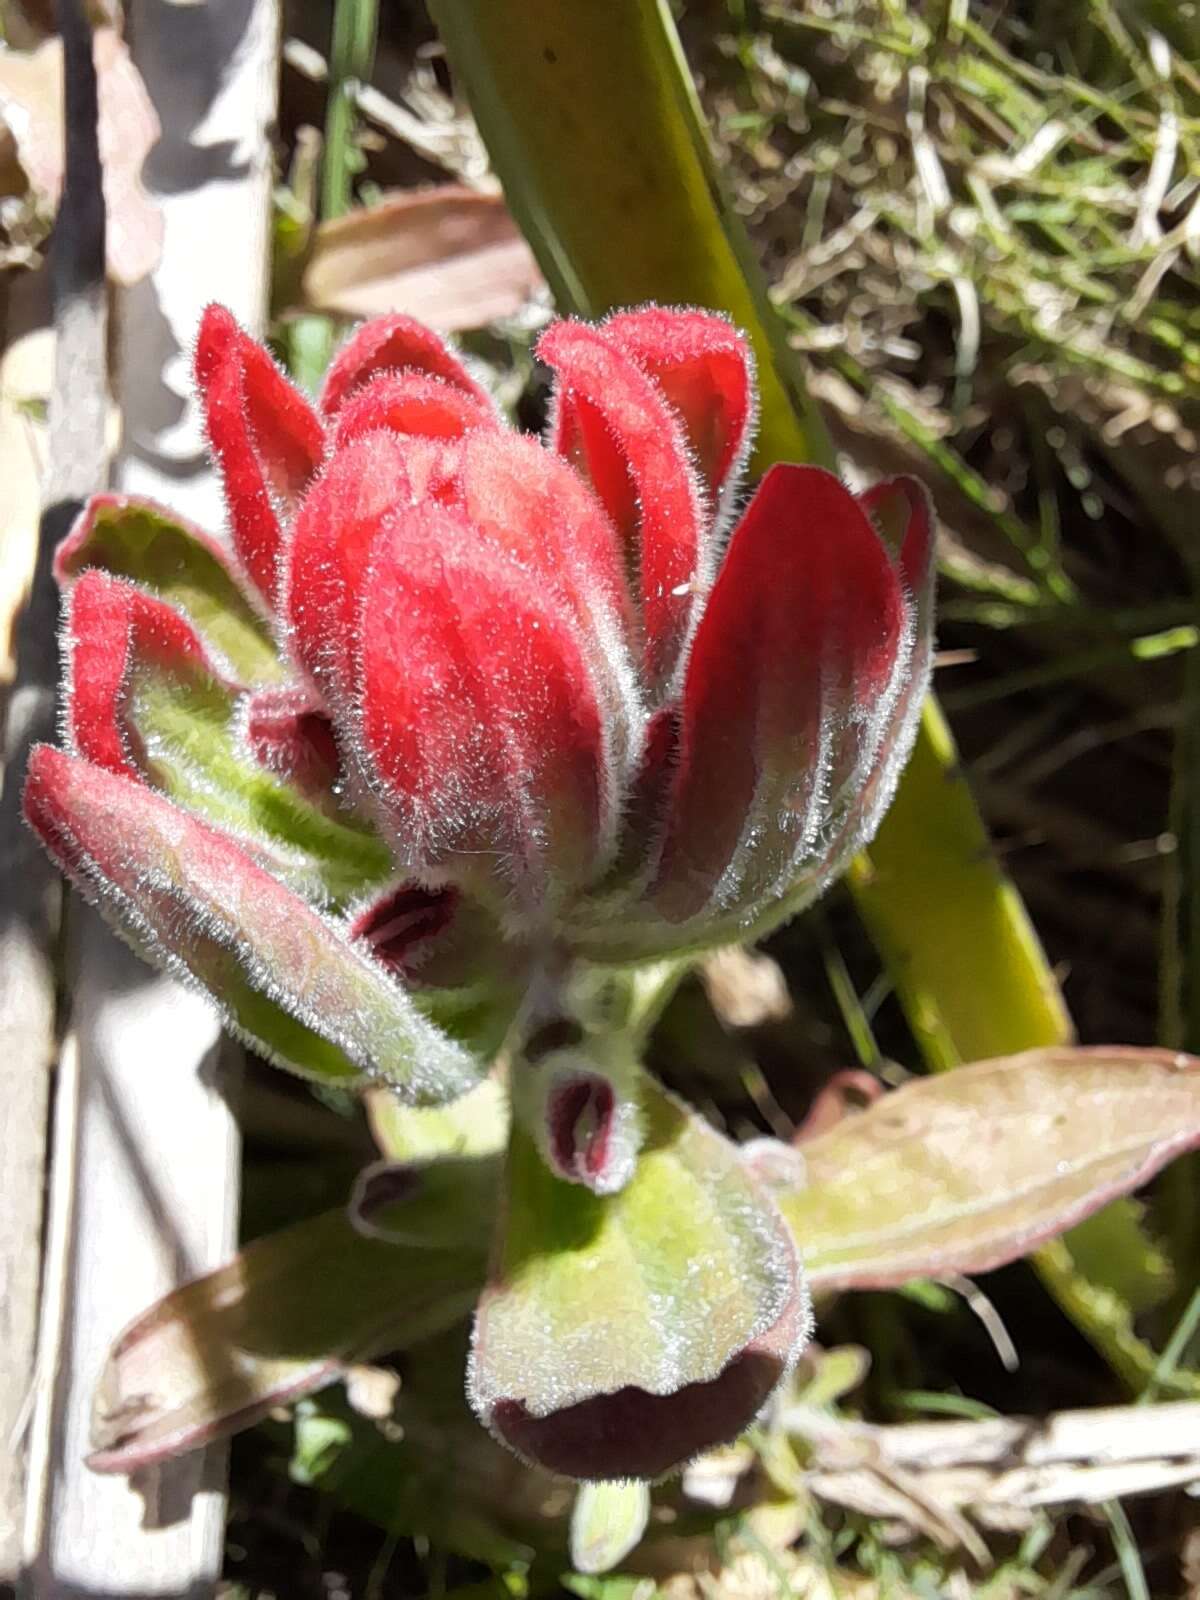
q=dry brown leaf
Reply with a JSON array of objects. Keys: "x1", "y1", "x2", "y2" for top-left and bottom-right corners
[
  {"x1": 0, "y1": 295, "x2": 51, "y2": 685},
  {"x1": 299, "y1": 185, "x2": 543, "y2": 330},
  {"x1": 0, "y1": 25, "x2": 162, "y2": 283}
]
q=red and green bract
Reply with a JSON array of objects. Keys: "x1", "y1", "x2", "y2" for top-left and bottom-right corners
[{"x1": 24, "y1": 303, "x2": 934, "y2": 1480}]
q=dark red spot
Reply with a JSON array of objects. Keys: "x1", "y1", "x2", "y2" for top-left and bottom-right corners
[
  {"x1": 549, "y1": 1074, "x2": 615, "y2": 1181},
  {"x1": 245, "y1": 690, "x2": 341, "y2": 794},
  {"x1": 350, "y1": 883, "x2": 458, "y2": 977}
]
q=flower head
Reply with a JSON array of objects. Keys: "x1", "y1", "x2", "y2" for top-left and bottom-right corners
[{"x1": 23, "y1": 303, "x2": 932, "y2": 1481}]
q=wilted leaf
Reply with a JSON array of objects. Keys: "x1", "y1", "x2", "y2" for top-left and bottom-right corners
[
  {"x1": 298, "y1": 185, "x2": 544, "y2": 330},
  {"x1": 25, "y1": 746, "x2": 482, "y2": 1097},
  {"x1": 0, "y1": 27, "x2": 162, "y2": 283},
  {"x1": 89, "y1": 1164, "x2": 495, "y2": 1473},
  {"x1": 773, "y1": 1047, "x2": 1200, "y2": 1291},
  {"x1": 469, "y1": 1072, "x2": 811, "y2": 1481},
  {"x1": 56, "y1": 494, "x2": 283, "y2": 686},
  {"x1": 0, "y1": 316, "x2": 50, "y2": 678}
]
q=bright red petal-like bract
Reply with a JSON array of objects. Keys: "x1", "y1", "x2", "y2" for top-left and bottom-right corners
[
  {"x1": 242, "y1": 683, "x2": 341, "y2": 796},
  {"x1": 603, "y1": 306, "x2": 753, "y2": 511},
  {"x1": 332, "y1": 371, "x2": 499, "y2": 448},
  {"x1": 65, "y1": 569, "x2": 226, "y2": 781},
  {"x1": 194, "y1": 306, "x2": 325, "y2": 611},
  {"x1": 320, "y1": 313, "x2": 494, "y2": 421},
  {"x1": 454, "y1": 431, "x2": 641, "y2": 768},
  {"x1": 284, "y1": 430, "x2": 415, "y2": 707},
  {"x1": 353, "y1": 499, "x2": 612, "y2": 899},
  {"x1": 539, "y1": 319, "x2": 706, "y2": 694},
  {"x1": 655, "y1": 465, "x2": 912, "y2": 924}
]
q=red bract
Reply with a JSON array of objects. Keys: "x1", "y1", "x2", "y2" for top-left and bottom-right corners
[
  {"x1": 22, "y1": 303, "x2": 935, "y2": 1487},
  {"x1": 29, "y1": 302, "x2": 933, "y2": 964}
]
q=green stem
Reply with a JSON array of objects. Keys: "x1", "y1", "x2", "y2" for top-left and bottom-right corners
[
  {"x1": 322, "y1": 0, "x2": 379, "y2": 223},
  {"x1": 288, "y1": 0, "x2": 380, "y2": 391}
]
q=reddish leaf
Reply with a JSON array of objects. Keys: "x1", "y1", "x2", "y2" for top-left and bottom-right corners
[
  {"x1": 603, "y1": 306, "x2": 754, "y2": 511},
  {"x1": 354, "y1": 499, "x2": 613, "y2": 898},
  {"x1": 194, "y1": 304, "x2": 325, "y2": 609},
  {"x1": 89, "y1": 1158, "x2": 496, "y2": 1473},
  {"x1": 771, "y1": 1047, "x2": 1200, "y2": 1292},
  {"x1": 64, "y1": 569, "x2": 223, "y2": 780},
  {"x1": 320, "y1": 312, "x2": 493, "y2": 421},
  {"x1": 654, "y1": 465, "x2": 911, "y2": 924},
  {"x1": 24, "y1": 746, "x2": 480, "y2": 1097},
  {"x1": 539, "y1": 319, "x2": 706, "y2": 693}
]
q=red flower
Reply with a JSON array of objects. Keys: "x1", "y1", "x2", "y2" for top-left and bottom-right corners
[
  {"x1": 22, "y1": 306, "x2": 932, "y2": 1480},
  {"x1": 30, "y1": 304, "x2": 933, "y2": 980}
]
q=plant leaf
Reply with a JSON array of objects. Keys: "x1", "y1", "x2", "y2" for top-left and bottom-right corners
[
  {"x1": 771, "y1": 1048, "x2": 1200, "y2": 1292},
  {"x1": 25, "y1": 746, "x2": 482, "y2": 1097},
  {"x1": 0, "y1": 28, "x2": 163, "y2": 285},
  {"x1": 56, "y1": 493, "x2": 284, "y2": 685},
  {"x1": 63, "y1": 568, "x2": 392, "y2": 907},
  {"x1": 469, "y1": 1072, "x2": 810, "y2": 1481},
  {"x1": 299, "y1": 185, "x2": 543, "y2": 330},
  {"x1": 89, "y1": 1161, "x2": 496, "y2": 1473},
  {"x1": 368, "y1": 1074, "x2": 509, "y2": 1163}
]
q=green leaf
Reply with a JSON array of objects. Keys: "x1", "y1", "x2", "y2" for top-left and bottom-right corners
[
  {"x1": 468, "y1": 1073, "x2": 810, "y2": 1481},
  {"x1": 57, "y1": 494, "x2": 285, "y2": 685},
  {"x1": 127, "y1": 653, "x2": 393, "y2": 908},
  {"x1": 368, "y1": 1074, "x2": 509, "y2": 1163},
  {"x1": 88, "y1": 1161, "x2": 494, "y2": 1474},
  {"x1": 773, "y1": 1048, "x2": 1200, "y2": 1293}
]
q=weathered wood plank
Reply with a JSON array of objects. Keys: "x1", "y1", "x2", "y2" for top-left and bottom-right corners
[{"x1": 22, "y1": 1, "x2": 280, "y2": 1591}]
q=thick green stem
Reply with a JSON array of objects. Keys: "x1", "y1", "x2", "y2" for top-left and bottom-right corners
[{"x1": 850, "y1": 700, "x2": 1071, "y2": 1066}]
